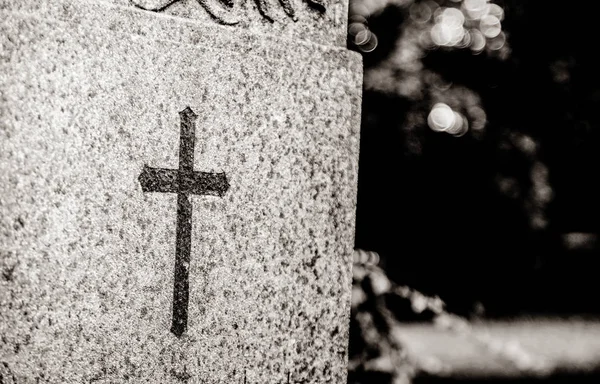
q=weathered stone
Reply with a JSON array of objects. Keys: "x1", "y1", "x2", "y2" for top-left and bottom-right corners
[
  {"x1": 3, "y1": 0, "x2": 349, "y2": 47},
  {"x1": 0, "y1": 0, "x2": 362, "y2": 382}
]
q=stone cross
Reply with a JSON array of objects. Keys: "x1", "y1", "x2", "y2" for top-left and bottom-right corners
[{"x1": 138, "y1": 106, "x2": 230, "y2": 337}]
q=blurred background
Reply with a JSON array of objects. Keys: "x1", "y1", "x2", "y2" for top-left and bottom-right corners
[{"x1": 346, "y1": 0, "x2": 600, "y2": 382}]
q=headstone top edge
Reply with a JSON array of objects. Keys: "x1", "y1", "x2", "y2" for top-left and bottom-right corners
[{"x1": 3, "y1": 0, "x2": 359, "y2": 55}]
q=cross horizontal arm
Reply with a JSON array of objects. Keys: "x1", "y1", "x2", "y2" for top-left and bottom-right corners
[
  {"x1": 138, "y1": 165, "x2": 230, "y2": 197},
  {"x1": 178, "y1": 169, "x2": 230, "y2": 197},
  {"x1": 139, "y1": 165, "x2": 178, "y2": 193}
]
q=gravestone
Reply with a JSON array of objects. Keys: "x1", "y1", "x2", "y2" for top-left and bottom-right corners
[{"x1": 0, "y1": 0, "x2": 362, "y2": 382}]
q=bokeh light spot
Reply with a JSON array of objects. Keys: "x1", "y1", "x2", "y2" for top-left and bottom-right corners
[
  {"x1": 488, "y1": 3, "x2": 504, "y2": 21},
  {"x1": 355, "y1": 29, "x2": 371, "y2": 45},
  {"x1": 480, "y1": 14, "x2": 501, "y2": 38},
  {"x1": 430, "y1": 7, "x2": 467, "y2": 47},
  {"x1": 487, "y1": 31, "x2": 506, "y2": 50},
  {"x1": 468, "y1": 106, "x2": 487, "y2": 130},
  {"x1": 428, "y1": 103, "x2": 455, "y2": 132},
  {"x1": 457, "y1": 29, "x2": 472, "y2": 48},
  {"x1": 359, "y1": 32, "x2": 379, "y2": 52},
  {"x1": 469, "y1": 28, "x2": 486, "y2": 52},
  {"x1": 463, "y1": 0, "x2": 490, "y2": 19},
  {"x1": 349, "y1": 14, "x2": 368, "y2": 24},
  {"x1": 349, "y1": 21, "x2": 368, "y2": 37},
  {"x1": 431, "y1": 23, "x2": 451, "y2": 46},
  {"x1": 409, "y1": 2, "x2": 432, "y2": 24},
  {"x1": 439, "y1": 7, "x2": 465, "y2": 29},
  {"x1": 428, "y1": 103, "x2": 470, "y2": 136},
  {"x1": 446, "y1": 111, "x2": 464, "y2": 135}
]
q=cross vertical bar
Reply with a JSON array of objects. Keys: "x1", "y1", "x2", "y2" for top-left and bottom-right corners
[
  {"x1": 170, "y1": 107, "x2": 198, "y2": 337},
  {"x1": 179, "y1": 107, "x2": 197, "y2": 172},
  {"x1": 171, "y1": 192, "x2": 192, "y2": 337}
]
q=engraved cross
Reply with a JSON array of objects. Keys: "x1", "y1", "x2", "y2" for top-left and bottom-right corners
[{"x1": 138, "y1": 106, "x2": 230, "y2": 337}]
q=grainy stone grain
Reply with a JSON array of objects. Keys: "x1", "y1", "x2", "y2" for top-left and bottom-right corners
[
  {"x1": 0, "y1": 1, "x2": 362, "y2": 382},
  {"x1": 1, "y1": 0, "x2": 349, "y2": 47}
]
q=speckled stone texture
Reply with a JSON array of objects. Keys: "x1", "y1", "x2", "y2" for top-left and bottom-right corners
[
  {"x1": 0, "y1": 0, "x2": 362, "y2": 383},
  {"x1": 5, "y1": 0, "x2": 349, "y2": 48}
]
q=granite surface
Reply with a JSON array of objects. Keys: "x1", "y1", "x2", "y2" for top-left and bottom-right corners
[
  {"x1": 2, "y1": 0, "x2": 349, "y2": 48},
  {"x1": 0, "y1": 0, "x2": 362, "y2": 382}
]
